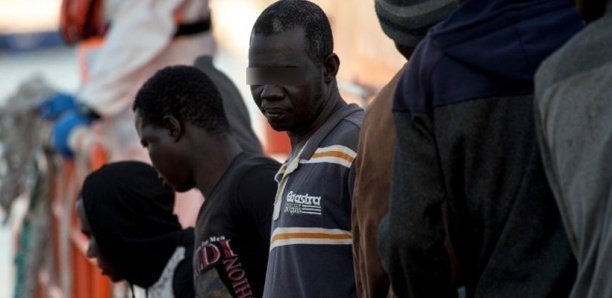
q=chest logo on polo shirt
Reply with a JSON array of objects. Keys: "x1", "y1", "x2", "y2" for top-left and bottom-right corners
[{"x1": 284, "y1": 191, "x2": 322, "y2": 216}]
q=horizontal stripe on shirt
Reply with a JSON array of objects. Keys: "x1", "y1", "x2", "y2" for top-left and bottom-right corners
[
  {"x1": 299, "y1": 145, "x2": 357, "y2": 168},
  {"x1": 270, "y1": 227, "x2": 352, "y2": 250}
]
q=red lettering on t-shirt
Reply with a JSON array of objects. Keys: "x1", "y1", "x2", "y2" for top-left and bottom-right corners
[
  {"x1": 196, "y1": 242, "x2": 221, "y2": 274},
  {"x1": 195, "y1": 238, "x2": 255, "y2": 297},
  {"x1": 219, "y1": 239, "x2": 237, "y2": 257},
  {"x1": 221, "y1": 240, "x2": 253, "y2": 298}
]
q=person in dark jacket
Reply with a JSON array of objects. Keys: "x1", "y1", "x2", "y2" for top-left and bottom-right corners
[
  {"x1": 535, "y1": 1, "x2": 612, "y2": 297},
  {"x1": 352, "y1": 0, "x2": 456, "y2": 297},
  {"x1": 77, "y1": 161, "x2": 195, "y2": 298},
  {"x1": 379, "y1": 0, "x2": 583, "y2": 297}
]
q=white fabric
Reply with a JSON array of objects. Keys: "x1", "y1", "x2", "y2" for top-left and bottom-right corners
[
  {"x1": 78, "y1": 0, "x2": 214, "y2": 117},
  {"x1": 146, "y1": 246, "x2": 186, "y2": 298},
  {"x1": 72, "y1": 0, "x2": 215, "y2": 163}
]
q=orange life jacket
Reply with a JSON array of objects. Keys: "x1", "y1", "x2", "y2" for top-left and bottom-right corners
[{"x1": 59, "y1": 0, "x2": 106, "y2": 44}]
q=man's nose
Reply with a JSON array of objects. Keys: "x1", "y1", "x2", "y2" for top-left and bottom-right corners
[{"x1": 260, "y1": 84, "x2": 284, "y2": 101}]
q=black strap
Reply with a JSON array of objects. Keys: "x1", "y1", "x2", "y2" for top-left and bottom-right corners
[
  {"x1": 78, "y1": 102, "x2": 101, "y2": 120},
  {"x1": 174, "y1": 17, "x2": 211, "y2": 37}
]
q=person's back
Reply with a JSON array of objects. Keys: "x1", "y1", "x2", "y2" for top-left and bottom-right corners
[
  {"x1": 535, "y1": 1, "x2": 612, "y2": 297},
  {"x1": 381, "y1": 0, "x2": 582, "y2": 296},
  {"x1": 352, "y1": 1, "x2": 457, "y2": 296}
]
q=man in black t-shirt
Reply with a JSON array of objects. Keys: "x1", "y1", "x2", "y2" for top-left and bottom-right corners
[{"x1": 134, "y1": 65, "x2": 280, "y2": 298}]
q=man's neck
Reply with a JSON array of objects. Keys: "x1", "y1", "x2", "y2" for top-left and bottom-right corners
[
  {"x1": 193, "y1": 136, "x2": 243, "y2": 198},
  {"x1": 288, "y1": 87, "x2": 346, "y2": 151}
]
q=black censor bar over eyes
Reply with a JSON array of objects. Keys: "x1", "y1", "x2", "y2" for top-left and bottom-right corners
[{"x1": 246, "y1": 67, "x2": 307, "y2": 86}]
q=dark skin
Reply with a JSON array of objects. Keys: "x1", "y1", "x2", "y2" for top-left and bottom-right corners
[
  {"x1": 135, "y1": 111, "x2": 242, "y2": 198},
  {"x1": 395, "y1": 42, "x2": 416, "y2": 61},
  {"x1": 249, "y1": 27, "x2": 346, "y2": 150}
]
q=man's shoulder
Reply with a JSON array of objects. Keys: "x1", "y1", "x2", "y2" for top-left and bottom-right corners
[
  {"x1": 236, "y1": 154, "x2": 281, "y2": 179},
  {"x1": 326, "y1": 106, "x2": 364, "y2": 146},
  {"x1": 213, "y1": 154, "x2": 279, "y2": 197},
  {"x1": 234, "y1": 156, "x2": 279, "y2": 211},
  {"x1": 536, "y1": 19, "x2": 612, "y2": 102},
  {"x1": 343, "y1": 109, "x2": 364, "y2": 128},
  {"x1": 235, "y1": 155, "x2": 280, "y2": 187}
]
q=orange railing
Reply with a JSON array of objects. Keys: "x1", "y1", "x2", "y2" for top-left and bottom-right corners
[{"x1": 37, "y1": 142, "x2": 112, "y2": 298}]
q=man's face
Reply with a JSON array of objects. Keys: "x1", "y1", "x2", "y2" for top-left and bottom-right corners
[
  {"x1": 248, "y1": 27, "x2": 326, "y2": 134},
  {"x1": 76, "y1": 199, "x2": 121, "y2": 281},
  {"x1": 134, "y1": 110, "x2": 194, "y2": 192}
]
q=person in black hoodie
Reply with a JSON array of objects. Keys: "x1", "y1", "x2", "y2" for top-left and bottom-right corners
[
  {"x1": 77, "y1": 161, "x2": 195, "y2": 297},
  {"x1": 378, "y1": 0, "x2": 583, "y2": 297}
]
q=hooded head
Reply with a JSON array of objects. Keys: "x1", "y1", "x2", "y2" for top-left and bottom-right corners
[
  {"x1": 79, "y1": 161, "x2": 193, "y2": 287},
  {"x1": 426, "y1": 0, "x2": 583, "y2": 102}
]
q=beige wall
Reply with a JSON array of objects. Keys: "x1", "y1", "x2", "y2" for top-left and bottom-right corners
[
  {"x1": 314, "y1": 0, "x2": 406, "y2": 105},
  {"x1": 315, "y1": 0, "x2": 405, "y2": 86}
]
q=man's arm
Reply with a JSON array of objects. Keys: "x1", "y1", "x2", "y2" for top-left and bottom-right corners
[
  {"x1": 383, "y1": 111, "x2": 454, "y2": 297},
  {"x1": 380, "y1": 59, "x2": 455, "y2": 296}
]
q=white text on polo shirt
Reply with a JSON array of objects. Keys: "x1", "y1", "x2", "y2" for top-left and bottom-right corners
[{"x1": 284, "y1": 191, "x2": 322, "y2": 216}]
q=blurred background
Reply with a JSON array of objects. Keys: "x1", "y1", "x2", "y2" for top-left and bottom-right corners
[{"x1": 0, "y1": 0, "x2": 404, "y2": 297}]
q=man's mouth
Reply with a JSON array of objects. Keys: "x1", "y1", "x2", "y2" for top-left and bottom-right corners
[{"x1": 264, "y1": 107, "x2": 287, "y2": 120}]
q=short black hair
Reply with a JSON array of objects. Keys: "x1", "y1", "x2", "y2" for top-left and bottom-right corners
[
  {"x1": 134, "y1": 65, "x2": 229, "y2": 134},
  {"x1": 251, "y1": 0, "x2": 333, "y2": 65}
]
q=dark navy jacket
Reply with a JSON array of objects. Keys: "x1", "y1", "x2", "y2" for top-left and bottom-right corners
[{"x1": 379, "y1": 0, "x2": 583, "y2": 297}]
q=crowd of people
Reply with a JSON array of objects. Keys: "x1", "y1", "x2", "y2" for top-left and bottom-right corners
[{"x1": 39, "y1": 0, "x2": 611, "y2": 297}]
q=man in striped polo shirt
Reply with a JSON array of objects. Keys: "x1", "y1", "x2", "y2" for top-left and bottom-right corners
[{"x1": 248, "y1": 1, "x2": 363, "y2": 297}]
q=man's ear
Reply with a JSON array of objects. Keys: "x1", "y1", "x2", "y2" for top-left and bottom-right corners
[
  {"x1": 162, "y1": 115, "x2": 184, "y2": 142},
  {"x1": 323, "y1": 53, "x2": 340, "y2": 83}
]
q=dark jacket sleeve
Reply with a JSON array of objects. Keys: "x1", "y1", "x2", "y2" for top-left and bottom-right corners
[
  {"x1": 385, "y1": 111, "x2": 454, "y2": 297},
  {"x1": 380, "y1": 56, "x2": 455, "y2": 297}
]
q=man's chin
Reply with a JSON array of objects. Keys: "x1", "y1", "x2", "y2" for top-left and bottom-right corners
[
  {"x1": 109, "y1": 275, "x2": 123, "y2": 283},
  {"x1": 100, "y1": 270, "x2": 122, "y2": 282},
  {"x1": 163, "y1": 179, "x2": 195, "y2": 192},
  {"x1": 174, "y1": 186, "x2": 195, "y2": 193},
  {"x1": 171, "y1": 182, "x2": 195, "y2": 193},
  {"x1": 267, "y1": 121, "x2": 290, "y2": 132}
]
